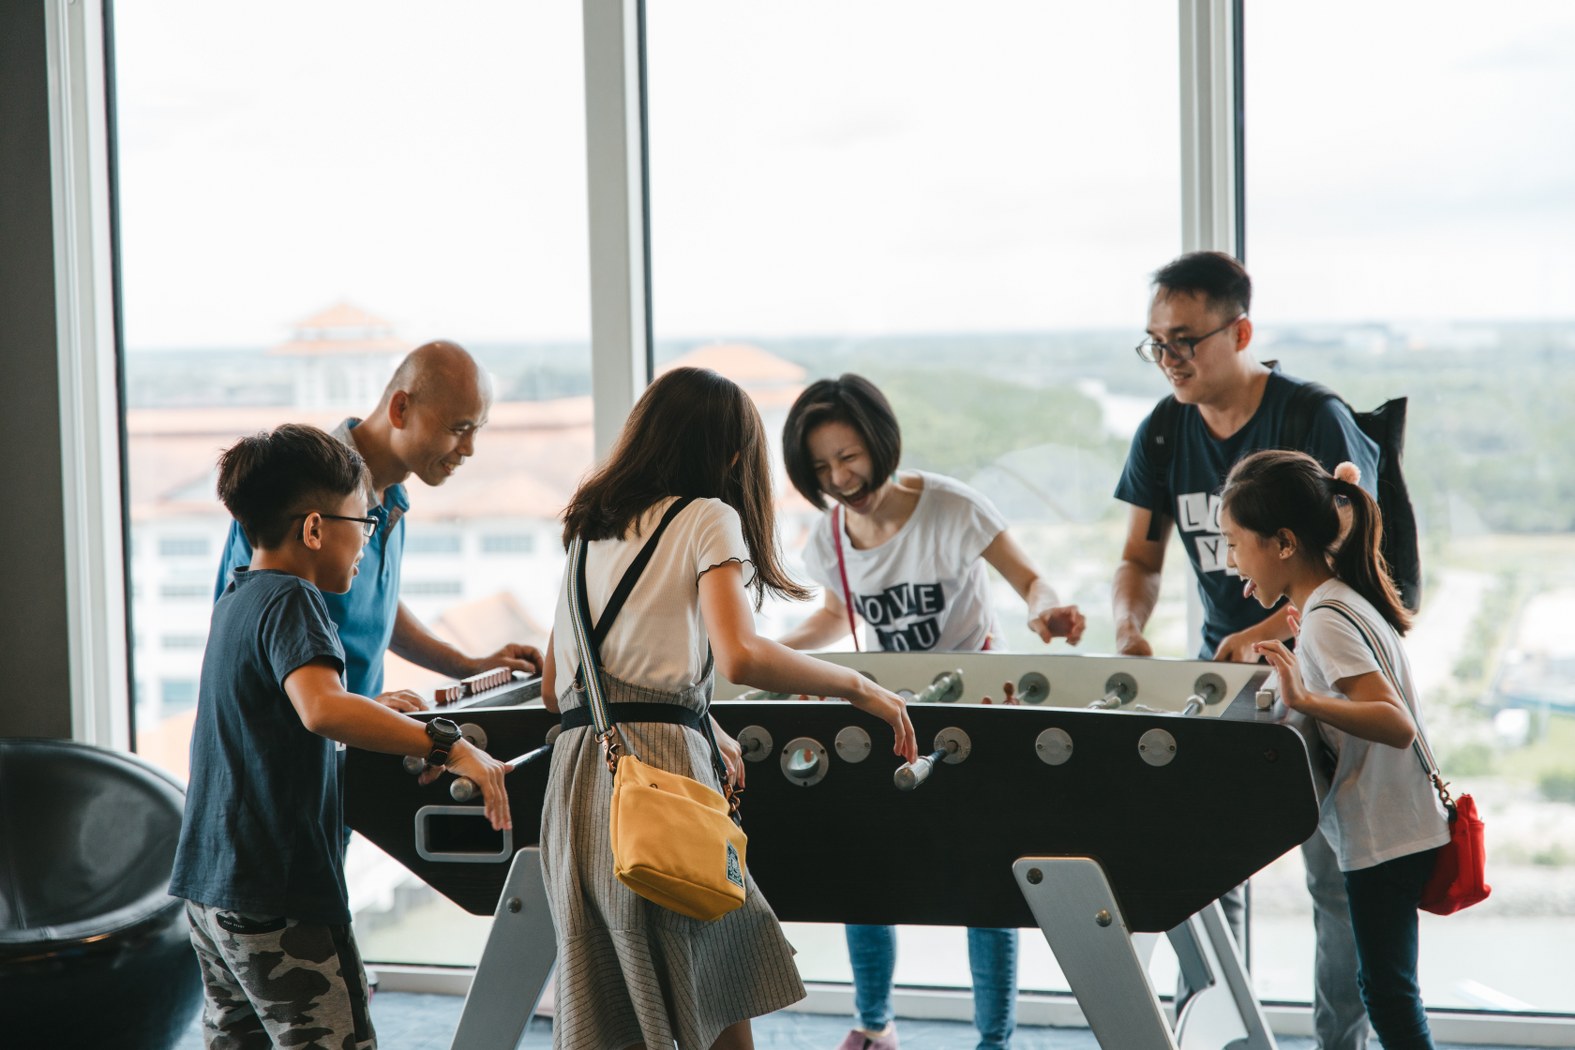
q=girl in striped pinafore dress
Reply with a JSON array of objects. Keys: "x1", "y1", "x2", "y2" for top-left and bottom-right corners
[{"x1": 539, "y1": 368, "x2": 918, "y2": 1050}]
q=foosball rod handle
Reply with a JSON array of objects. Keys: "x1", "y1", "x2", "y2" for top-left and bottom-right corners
[
  {"x1": 893, "y1": 744, "x2": 952, "y2": 791},
  {"x1": 450, "y1": 742, "x2": 554, "y2": 802}
]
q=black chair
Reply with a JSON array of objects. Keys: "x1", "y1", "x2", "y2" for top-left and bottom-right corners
[{"x1": 0, "y1": 738, "x2": 201, "y2": 1049}]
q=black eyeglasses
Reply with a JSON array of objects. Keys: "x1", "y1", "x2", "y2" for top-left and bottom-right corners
[
  {"x1": 293, "y1": 512, "x2": 378, "y2": 539},
  {"x1": 1135, "y1": 315, "x2": 1246, "y2": 364}
]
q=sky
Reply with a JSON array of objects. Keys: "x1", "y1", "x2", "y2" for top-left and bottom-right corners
[{"x1": 112, "y1": 1, "x2": 1575, "y2": 351}]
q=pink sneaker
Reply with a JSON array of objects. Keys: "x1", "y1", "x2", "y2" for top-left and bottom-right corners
[{"x1": 836, "y1": 1024, "x2": 898, "y2": 1050}]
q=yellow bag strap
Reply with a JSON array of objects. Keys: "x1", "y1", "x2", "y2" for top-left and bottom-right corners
[{"x1": 567, "y1": 499, "x2": 729, "y2": 794}]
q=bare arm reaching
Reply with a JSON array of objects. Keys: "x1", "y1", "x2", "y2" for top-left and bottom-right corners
[
  {"x1": 699, "y1": 562, "x2": 917, "y2": 763},
  {"x1": 390, "y1": 600, "x2": 543, "y2": 680},
  {"x1": 285, "y1": 660, "x2": 513, "y2": 829},
  {"x1": 1113, "y1": 506, "x2": 1167, "y2": 657},
  {"x1": 779, "y1": 590, "x2": 856, "y2": 651},
  {"x1": 1252, "y1": 641, "x2": 1417, "y2": 749},
  {"x1": 979, "y1": 530, "x2": 1085, "y2": 645}
]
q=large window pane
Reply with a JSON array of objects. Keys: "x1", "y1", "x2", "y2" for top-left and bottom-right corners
[
  {"x1": 1249, "y1": 2, "x2": 1575, "y2": 1014},
  {"x1": 115, "y1": 0, "x2": 590, "y2": 966},
  {"x1": 648, "y1": 0, "x2": 1181, "y2": 992}
]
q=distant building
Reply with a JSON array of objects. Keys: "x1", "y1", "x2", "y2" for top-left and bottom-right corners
[
  {"x1": 270, "y1": 302, "x2": 407, "y2": 411},
  {"x1": 1493, "y1": 588, "x2": 1575, "y2": 716},
  {"x1": 126, "y1": 318, "x2": 815, "y2": 767}
]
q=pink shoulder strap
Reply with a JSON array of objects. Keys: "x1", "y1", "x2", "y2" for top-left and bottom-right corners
[{"x1": 832, "y1": 504, "x2": 861, "y2": 652}]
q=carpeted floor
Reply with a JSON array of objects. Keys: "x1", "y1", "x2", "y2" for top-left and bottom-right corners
[{"x1": 172, "y1": 992, "x2": 1514, "y2": 1049}]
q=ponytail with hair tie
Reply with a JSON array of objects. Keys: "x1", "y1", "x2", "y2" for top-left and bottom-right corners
[
  {"x1": 1328, "y1": 473, "x2": 1363, "y2": 504},
  {"x1": 1223, "y1": 448, "x2": 1411, "y2": 636}
]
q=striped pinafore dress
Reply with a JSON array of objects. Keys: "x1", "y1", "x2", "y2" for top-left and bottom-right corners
[{"x1": 540, "y1": 550, "x2": 804, "y2": 1049}]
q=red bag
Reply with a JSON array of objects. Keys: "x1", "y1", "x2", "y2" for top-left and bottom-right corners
[
  {"x1": 1306, "y1": 600, "x2": 1491, "y2": 917},
  {"x1": 1419, "y1": 791, "x2": 1490, "y2": 916}
]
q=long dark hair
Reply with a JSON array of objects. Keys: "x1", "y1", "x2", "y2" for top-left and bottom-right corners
[
  {"x1": 560, "y1": 367, "x2": 810, "y2": 604},
  {"x1": 1220, "y1": 449, "x2": 1411, "y2": 635}
]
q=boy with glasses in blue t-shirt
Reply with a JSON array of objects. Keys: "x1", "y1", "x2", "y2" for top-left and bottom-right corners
[{"x1": 170, "y1": 424, "x2": 513, "y2": 1049}]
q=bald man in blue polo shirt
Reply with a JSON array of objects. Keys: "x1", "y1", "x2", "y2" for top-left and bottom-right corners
[{"x1": 214, "y1": 341, "x2": 541, "y2": 706}]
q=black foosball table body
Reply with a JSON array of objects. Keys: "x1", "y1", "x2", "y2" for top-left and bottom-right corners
[
  {"x1": 346, "y1": 652, "x2": 1313, "y2": 934},
  {"x1": 347, "y1": 652, "x2": 1313, "y2": 1050}
]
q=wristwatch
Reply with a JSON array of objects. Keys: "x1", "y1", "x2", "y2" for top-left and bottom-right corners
[{"x1": 424, "y1": 716, "x2": 463, "y2": 767}]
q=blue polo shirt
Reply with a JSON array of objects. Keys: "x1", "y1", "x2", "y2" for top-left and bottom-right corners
[
  {"x1": 171, "y1": 569, "x2": 350, "y2": 923},
  {"x1": 212, "y1": 418, "x2": 409, "y2": 697},
  {"x1": 1114, "y1": 370, "x2": 1379, "y2": 657}
]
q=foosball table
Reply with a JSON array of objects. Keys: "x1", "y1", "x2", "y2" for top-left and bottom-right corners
[{"x1": 346, "y1": 652, "x2": 1313, "y2": 1050}]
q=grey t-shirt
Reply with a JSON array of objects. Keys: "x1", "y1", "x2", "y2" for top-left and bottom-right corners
[{"x1": 1293, "y1": 578, "x2": 1451, "y2": 872}]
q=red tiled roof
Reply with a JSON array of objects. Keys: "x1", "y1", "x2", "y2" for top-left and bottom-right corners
[
  {"x1": 127, "y1": 346, "x2": 814, "y2": 521},
  {"x1": 661, "y1": 343, "x2": 808, "y2": 385},
  {"x1": 292, "y1": 301, "x2": 396, "y2": 332},
  {"x1": 126, "y1": 402, "x2": 596, "y2": 522},
  {"x1": 271, "y1": 300, "x2": 405, "y2": 357}
]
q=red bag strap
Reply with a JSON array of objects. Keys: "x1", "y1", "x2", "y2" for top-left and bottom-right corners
[{"x1": 832, "y1": 504, "x2": 861, "y2": 652}]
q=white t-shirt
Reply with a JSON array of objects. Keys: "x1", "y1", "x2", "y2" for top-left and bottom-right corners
[
  {"x1": 1292, "y1": 577, "x2": 1451, "y2": 872},
  {"x1": 801, "y1": 471, "x2": 1005, "y2": 652},
  {"x1": 551, "y1": 497, "x2": 753, "y2": 696}
]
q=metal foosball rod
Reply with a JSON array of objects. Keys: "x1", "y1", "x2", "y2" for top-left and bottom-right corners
[
  {"x1": 1181, "y1": 673, "x2": 1226, "y2": 716},
  {"x1": 733, "y1": 687, "x2": 793, "y2": 702},
  {"x1": 894, "y1": 742, "x2": 954, "y2": 790},
  {"x1": 907, "y1": 669, "x2": 964, "y2": 704},
  {"x1": 1088, "y1": 672, "x2": 1138, "y2": 710},
  {"x1": 893, "y1": 727, "x2": 971, "y2": 791},
  {"x1": 449, "y1": 742, "x2": 554, "y2": 802}
]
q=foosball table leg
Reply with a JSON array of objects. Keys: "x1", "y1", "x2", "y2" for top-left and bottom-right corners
[
  {"x1": 1168, "y1": 902, "x2": 1277, "y2": 1050},
  {"x1": 449, "y1": 847, "x2": 557, "y2": 1050},
  {"x1": 1014, "y1": 856, "x2": 1180, "y2": 1050}
]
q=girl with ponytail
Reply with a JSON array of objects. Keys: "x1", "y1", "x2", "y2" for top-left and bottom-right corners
[{"x1": 1219, "y1": 449, "x2": 1447, "y2": 1050}]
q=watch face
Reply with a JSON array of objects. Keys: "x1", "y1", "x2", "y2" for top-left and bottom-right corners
[{"x1": 428, "y1": 717, "x2": 461, "y2": 744}]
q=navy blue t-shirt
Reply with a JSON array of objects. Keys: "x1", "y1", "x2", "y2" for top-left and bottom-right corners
[
  {"x1": 170, "y1": 569, "x2": 351, "y2": 924},
  {"x1": 212, "y1": 418, "x2": 408, "y2": 699},
  {"x1": 1114, "y1": 370, "x2": 1379, "y2": 658}
]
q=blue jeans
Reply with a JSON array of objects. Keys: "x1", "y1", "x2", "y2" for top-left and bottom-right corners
[
  {"x1": 846, "y1": 925, "x2": 1017, "y2": 1050},
  {"x1": 1343, "y1": 848, "x2": 1441, "y2": 1050}
]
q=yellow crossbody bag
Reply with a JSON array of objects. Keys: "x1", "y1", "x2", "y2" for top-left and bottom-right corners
[
  {"x1": 608, "y1": 751, "x2": 747, "y2": 921},
  {"x1": 568, "y1": 508, "x2": 747, "y2": 922}
]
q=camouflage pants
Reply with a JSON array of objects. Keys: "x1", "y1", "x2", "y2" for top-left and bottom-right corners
[{"x1": 185, "y1": 902, "x2": 376, "y2": 1050}]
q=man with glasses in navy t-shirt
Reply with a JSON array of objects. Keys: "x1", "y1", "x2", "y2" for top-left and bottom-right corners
[{"x1": 1112, "y1": 251, "x2": 1378, "y2": 1050}]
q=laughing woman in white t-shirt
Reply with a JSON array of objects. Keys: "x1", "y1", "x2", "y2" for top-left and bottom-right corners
[
  {"x1": 778, "y1": 374, "x2": 1086, "y2": 1050},
  {"x1": 1220, "y1": 448, "x2": 1449, "y2": 1050}
]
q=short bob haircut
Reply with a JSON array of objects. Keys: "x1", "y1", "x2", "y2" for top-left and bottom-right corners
[
  {"x1": 217, "y1": 424, "x2": 368, "y2": 550},
  {"x1": 782, "y1": 374, "x2": 902, "y2": 510}
]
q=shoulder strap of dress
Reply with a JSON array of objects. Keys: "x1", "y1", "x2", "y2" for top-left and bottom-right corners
[
  {"x1": 572, "y1": 496, "x2": 697, "y2": 703},
  {"x1": 591, "y1": 496, "x2": 698, "y2": 648}
]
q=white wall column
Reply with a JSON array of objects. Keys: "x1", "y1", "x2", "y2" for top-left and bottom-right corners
[
  {"x1": 45, "y1": 0, "x2": 128, "y2": 748},
  {"x1": 1177, "y1": 0, "x2": 1241, "y2": 654},
  {"x1": 1178, "y1": 0, "x2": 1240, "y2": 256},
  {"x1": 583, "y1": 0, "x2": 650, "y2": 460}
]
